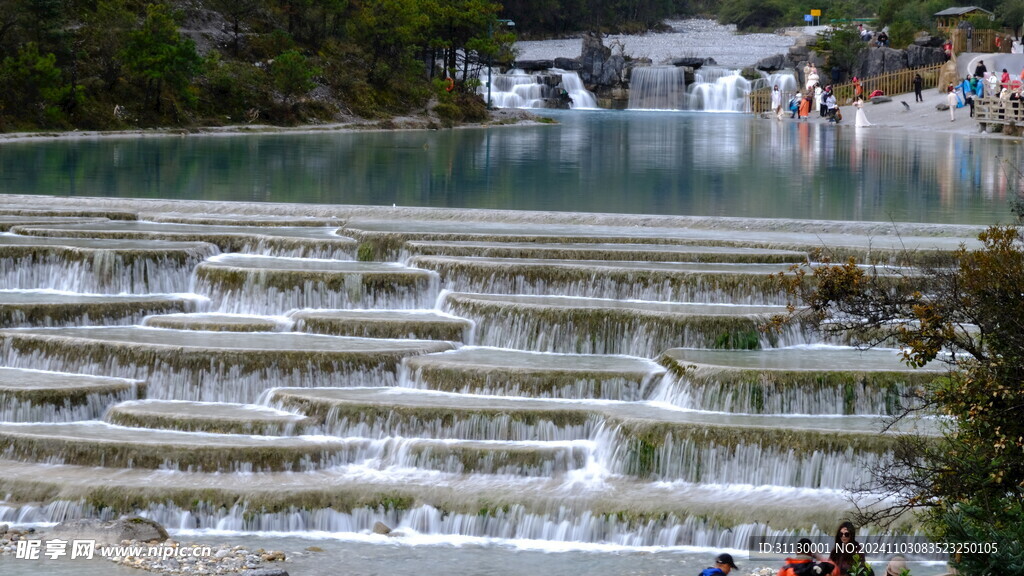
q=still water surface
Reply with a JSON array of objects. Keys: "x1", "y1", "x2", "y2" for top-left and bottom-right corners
[{"x1": 1, "y1": 110, "x2": 1018, "y2": 226}]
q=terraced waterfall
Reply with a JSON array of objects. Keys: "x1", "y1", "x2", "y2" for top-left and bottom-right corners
[{"x1": 0, "y1": 201, "x2": 967, "y2": 562}]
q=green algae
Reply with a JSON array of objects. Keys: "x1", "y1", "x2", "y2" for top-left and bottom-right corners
[
  {"x1": 412, "y1": 256, "x2": 795, "y2": 304},
  {"x1": 0, "y1": 429, "x2": 347, "y2": 472},
  {"x1": 141, "y1": 314, "x2": 285, "y2": 333},
  {"x1": 404, "y1": 241, "x2": 809, "y2": 264},
  {"x1": 658, "y1": 356, "x2": 940, "y2": 415},
  {"x1": 0, "y1": 297, "x2": 196, "y2": 327},
  {"x1": 0, "y1": 330, "x2": 455, "y2": 393},
  {"x1": 104, "y1": 403, "x2": 315, "y2": 436},
  {"x1": 292, "y1": 312, "x2": 470, "y2": 341}
]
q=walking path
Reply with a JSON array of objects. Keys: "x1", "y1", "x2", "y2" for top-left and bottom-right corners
[{"x1": 784, "y1": 86, "x2": 995, "y2": 137}]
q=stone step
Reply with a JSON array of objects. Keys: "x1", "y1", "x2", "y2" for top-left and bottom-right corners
[
  {"x1": 0, "y1": 216, "x2": 111, "y2": 232},
  {"x1": 342, "y1": 218, "x2": 980, "y2": 263},
  {"x1": 194, "y1": 254, "x2": 439, "y2": 314},
  {"x1": 0, "y1": 458, "x2": 866, "y2": 539},
  {"x1": 0, "y1": 208, "x2": 137, "y2": 220},
  {"x1": 0, "y1": 367, "x2": 144, "y2": 422},
  {"x1": 104, "y1": 400, "x2": 315, "y2": 435},
  {"x1": 0, "y1": 422, "x2": 362, "y2": 472},
  {"x1": 0, "y1": 290, "x2": 201, "y2": 327},
  {"x1": 441, "y1": 292, "x2": 813, "y2": 356},
  {"x1": 10, "y1": 221, "x2": 358, "y2": 259},
  {"x1": 291, "y1": 309, "x2": 472, "y2": 341},
  {"x1": 655, "y1": 347, "x2": 946, "y2": 415},
  {"x1": 0, "y1": 421, "x2": 589, "y2": 477},
  {"x1": 402, "y1": 347, "x2": 665, "y2": 400},
  {"x1": 0, "y1": 327, "x2": 455, "y2": 403},
  {"x1": 411, "y1": 255, "x2": 794, "y2": 304},
  {"x1": 403, "y1": 240, "x2": 808, "y2": 263},
  {"x1": 141, "y1": 313, "x2": 292, "y2": 332},
  {"x1": 270, "y1": 387, "x2": 908, "y2": 488},
  {"x1": 0, "y1": 235, "x2": 218, "y2": 292},
  {"x1": 143, "y1": 212, "x2": 346, "y2": 227}
]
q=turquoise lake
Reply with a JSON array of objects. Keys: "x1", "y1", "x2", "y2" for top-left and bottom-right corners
[{"x1": 1, "y1": 109, "x2": 1018, "y2": 226}]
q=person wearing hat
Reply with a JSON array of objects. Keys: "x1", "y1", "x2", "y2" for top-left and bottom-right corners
[{"x1": 700, "y1": 552, "x2": 739, "y2": 576}]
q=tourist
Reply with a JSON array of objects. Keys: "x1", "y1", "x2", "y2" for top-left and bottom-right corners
[
  {"x1": 789, "y1": 92, "x2": 801, "y2": 118},
  {"x1": 947, "y1": 85, "x2": 958, "y2": 122},
  {"x1": 778, "y1": 539, "x2": 833, "y2": 576},
  {"x1": 853, "y1": 98, "x2": 871, "y2": 127},
  {"x1": 771, "y1": 85, "x2": 783, "y2": 121},
  {"x1": 1001, "y1": 68, "x2": 1011, "y2": 89},
  {"x1": 884, "y1": 556, "x2": 908, "y2": 576},
  {"x1": 974, "y1": 60, "x2": 988, "y2": 79},
  {"x1": 700, "y1": 553, "x2": 739, "y2": 576},
  {"x1": 988, "y1": 73, "x2": 999, "y2": 97},
  {"x1": 816, "y1": 84, "x2": 825, "y2": 117},
  {"x1": 829, "y1": 522, "x2": 868, "y2": 576},
  {"x1": 960, "y1": 75, "x2": 975, "y2": 117},
  {"x1": 799, "y1": 92, "x2": 812, "y2": 120},
  {"x1": 913, "y1": 74, "x2": 923, "y2": 102},
  {"x1": 852, "y1": 77, "x2": 863, "y2": 99},
  {"x1": 876, "y1": 30, "x2": 888, "y2": 47},
  {"x1": 806, "y1": 64, "x2": 819, "y2": 92},
  {"x1": 825, "y1": 88, "x2": 839, "y2": 123},
  {"x1": 942, "y1": 40, "x2": 953, "y2": 61}
]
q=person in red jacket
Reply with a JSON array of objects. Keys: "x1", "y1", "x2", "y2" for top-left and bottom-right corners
[{"x1": 778, "y1": 539, "x2": 833, "y2": 576}]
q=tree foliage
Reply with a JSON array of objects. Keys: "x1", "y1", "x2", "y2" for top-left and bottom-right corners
[
  {"x1": 772, "y1": 211, "x2": 1024, "y2": 575},
  {"x1": 121, "y1": 3, "x2": 202, "y2": 112}
]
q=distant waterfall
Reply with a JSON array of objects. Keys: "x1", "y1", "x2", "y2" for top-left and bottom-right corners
[
  {"x1": 627, "y1": 66, "x2": 797, "y2": 112},
  {"x1": 628, "y1": 66, "x2": 687, "y2": 110},
  {"x1": 489, "y1": 70, "x2": 549, "y2": 108},
  {"x1": 485, "y1": 68, "x2": 597, "y2": 109}
]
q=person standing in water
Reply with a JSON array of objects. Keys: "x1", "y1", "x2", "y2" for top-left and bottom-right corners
[
  {"x1": 854, "y1": 97, "x2": 871, "y2": 127},
  {"x1": 771, "y1": 85, "x2": 784, "y2": 120}
]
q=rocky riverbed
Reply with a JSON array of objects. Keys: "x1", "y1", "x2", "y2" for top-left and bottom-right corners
[
  {"x1": 514, "y1": 18, "x2": 809, "y2": 68},
  {"x1": 0, "y1": 523, "x2": 289, "y2": 576}
]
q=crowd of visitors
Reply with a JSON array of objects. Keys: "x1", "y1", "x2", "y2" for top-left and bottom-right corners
[
  {"x1": 944, "y1": 58, "x2": 1024, "y2": 121},
  {"x1": 701, "y1": 522, "x2": 921, "y2": 576}
]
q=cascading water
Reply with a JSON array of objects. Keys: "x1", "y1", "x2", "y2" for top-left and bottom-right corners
[
  {"x1": 0, "y1": 202, "x2": 950, "y2": 568},
  {"x1": 485, "y1": 68, "x2": 597, "y2": 109},
  {"x1": 626, "y1": 67, "x2": 798, "y2": 112},
  {"x1": 628, "y1": 66, "x2": 687, "y2": 110}
]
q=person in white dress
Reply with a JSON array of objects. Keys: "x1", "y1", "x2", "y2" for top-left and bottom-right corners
[
  {"x1": 853, "y1": 98, "x2": 871, "y2": 127},
  {"x1": 770, "y1": 85, "x2": 783, "y2": 120},
  {"x1": 806, "y1": 65, "x2": 819, "y2": 92},
  {"x1": 947, "y1": 85, "x2": 958, "y2": 121}
]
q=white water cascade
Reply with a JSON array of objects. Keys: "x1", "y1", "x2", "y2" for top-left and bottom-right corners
[
  {"x1": 626, "y1": 67, "x2": 798, "y2": 112},
  {"x1": 627, "y1": 66, "x2": 687, "y2": 110},
  {"x1": 486, "y1": 68, "x2": 597, "y2": 109}
]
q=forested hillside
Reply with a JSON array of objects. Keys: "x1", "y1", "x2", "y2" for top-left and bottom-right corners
[
  {"x1": 4, "y1": 0, "x2": 1023, "y2": 133},
  {"x1": 0, "y1": 0, "x2": 516, "y2": 131}
]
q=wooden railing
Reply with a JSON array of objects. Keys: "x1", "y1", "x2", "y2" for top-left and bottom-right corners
[
  {"x1": 941, "y1": 28, "x2": 1013, "y2": 55},
  {"x1": 747, "y1": 63, "x2": 944, "y2": 114},
  {"x1": 975, "y1": 97, "x2": 1024, "y2": 126}
]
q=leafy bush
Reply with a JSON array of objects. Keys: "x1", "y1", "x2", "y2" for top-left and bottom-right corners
[
  {"x1": 271, "y1": 50, "x2": 319, "y2": 102},
  {"x1": 886, "y1": 20, "x2": 918, "y2": 49}
]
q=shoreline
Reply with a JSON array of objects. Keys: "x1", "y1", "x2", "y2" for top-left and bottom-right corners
[
  {"x1": 0, "y1": 108, "x2": 547, "y2": 144},
  {"x1": 0, "y1": 86, "x2": 1009, "y2": 145}
]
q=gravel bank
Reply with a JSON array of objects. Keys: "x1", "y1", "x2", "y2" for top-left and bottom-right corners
[{"x1": 514, "y1": 19, "x2": 808, "y2": 68}]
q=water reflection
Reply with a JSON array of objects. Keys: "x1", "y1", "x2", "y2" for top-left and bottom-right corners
[{"x1": 0, "y1": 110, "x2": 1017, "y2": 225}]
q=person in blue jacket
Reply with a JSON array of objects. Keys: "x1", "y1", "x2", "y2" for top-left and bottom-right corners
[{"x1": 701, "y1": 553, "x2": 739, "y2": 576}]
